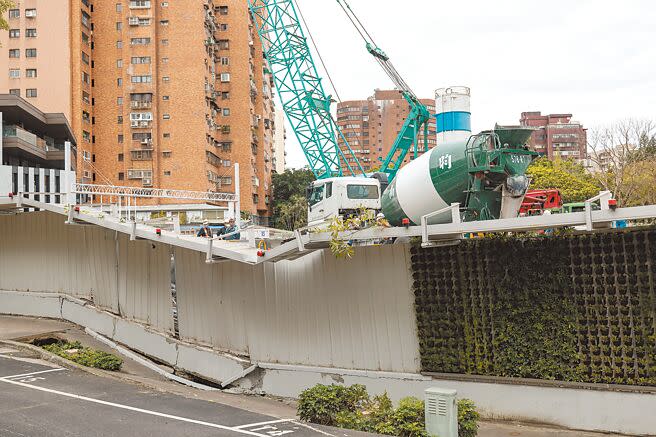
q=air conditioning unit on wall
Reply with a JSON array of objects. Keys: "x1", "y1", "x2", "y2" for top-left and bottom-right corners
[{"x1": 425, "y1": 387, "x2": 457, "y2": 437}]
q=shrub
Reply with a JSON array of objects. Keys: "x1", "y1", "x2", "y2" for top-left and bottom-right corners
[
  {"x1": 42, "y1": 341, "x2": 123, "y2": 371},
  {"x1": 457, "y1": 399, "x2": 480, "y2": 437},
  {"x1": 298, "y1": 384, "x2": 368, "y2": 426},
  {"x1": 298, "y1": 384, "x2": 480, "y2": 437}
]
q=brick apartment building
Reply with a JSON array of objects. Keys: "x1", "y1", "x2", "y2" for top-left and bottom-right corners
[
  {"x1": 519, "y1": 112, "x2": 587, "y2": 161},
  {"x1": 336, "y1": 89, "x2": 436, "y2": 172},
  {"x1": 1, "y1": 0, "x2": 277, "y2": 223}
]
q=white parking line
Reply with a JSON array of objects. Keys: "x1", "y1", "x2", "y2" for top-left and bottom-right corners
[
  {"x1": 0, "y1": 368, "x2": 66, "y2": 380},
  {"x1": 234, "y1": 419, "x2": 295, "y2": 429},
  {"x1": 0, "y1": 377, "x2": 271, "y2": 437}
]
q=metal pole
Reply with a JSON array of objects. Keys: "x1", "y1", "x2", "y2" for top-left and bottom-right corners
[
  {"x1": 234, "y1": 163, "x2": 241, "y2": 226},
  {"x1": 64, "y1": 141, "x2": 74, "y2": 205},
  {"x1": 0, "y1": 112, "x2": 3, "y2": 165}
]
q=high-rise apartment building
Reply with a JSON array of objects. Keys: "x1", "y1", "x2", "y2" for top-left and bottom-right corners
[
  {"x1": 520, "y1": 112, "x2": 587, "y2": 161},
  {"x1": 336, "y1": 89, "x2": 436, "y2": 172},
  {"x1": 272, "y1": 109, "x2": 286, "y2": 174},
  {"x1": 2, "y1": 0, "x2": 276, "y2": 223}
]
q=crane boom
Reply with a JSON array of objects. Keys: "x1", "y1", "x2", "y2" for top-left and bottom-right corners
[
  {"x1": 336, "y1": 0, "x2": 433, "y2": 181},
  {"x1": 248, "y1": 0, "x2": 365, "y2": 180}
]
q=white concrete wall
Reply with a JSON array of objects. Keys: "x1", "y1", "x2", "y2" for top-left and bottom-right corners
[
  {"x1": 0, "y1": 212, "x2": 173, "y2": 334},
  {"x1": 175, "y1": 245, "x2": 420, "y2": 373}
]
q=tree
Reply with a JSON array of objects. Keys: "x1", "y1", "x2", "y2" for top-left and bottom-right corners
[
  {"x1": 588, "y1": 119, "x2": 656, "y2": 206},
  {"x1": 0, "y1": 1, "x2": 14, "y2": 35},
  {"x1": 526, "y1": 158, "x2": 601, "y2": 203},
  {"x1": 275, "y1": 194, "x2": 308, "y2": 231},
  {"x1": 271, "y1": 169, "x2": 315, "y2": 229}
]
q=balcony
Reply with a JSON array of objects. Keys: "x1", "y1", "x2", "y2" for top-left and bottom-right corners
[
  {"x1": 131, "y1": 120, "x2": 152, "y2": 128},
  {"x1": 2, "y1": 125, "x2": 65, "y2": 162},
  {"x1": 134, "y1": 138, "x2": 153, "y2": 149},
  {"x1": 130, "y1": 149, "x2": 153, "y2": 161},
  {"x1": 131, "y1": 101, "x2": 152, "y2": 109}
]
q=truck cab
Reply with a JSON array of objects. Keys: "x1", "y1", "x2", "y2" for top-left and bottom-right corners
[{"x1": 307, "y1": 177, "x2": 382, "y2": 226}]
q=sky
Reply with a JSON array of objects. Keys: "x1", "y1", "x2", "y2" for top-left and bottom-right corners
[{"x1": 278, "y1": 0, "x2": 656, "y2": 169}]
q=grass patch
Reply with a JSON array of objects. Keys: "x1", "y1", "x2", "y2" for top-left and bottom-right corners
[{"x1": 41, "y1": 340, "x2": 123, "y2": 371}]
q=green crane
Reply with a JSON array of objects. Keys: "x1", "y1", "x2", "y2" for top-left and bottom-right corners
[
  {"x1": 247, "y1": 0, "x2": 365, "y2": 180},
  {"x1": 248, "y1": 0, "x2": 432, "y2": 182}
]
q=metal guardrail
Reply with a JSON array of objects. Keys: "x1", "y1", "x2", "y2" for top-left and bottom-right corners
[{"x1": 74, "y1": 184, "x2": 237, "y2": 202}]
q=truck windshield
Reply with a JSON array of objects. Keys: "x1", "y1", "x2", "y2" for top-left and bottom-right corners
[
  {"x1": 308, "y1": 184, "x2": 324, "y2": 206},
  {"x1": 346, "y1": 184, "x2": 379, "y2": 200}
]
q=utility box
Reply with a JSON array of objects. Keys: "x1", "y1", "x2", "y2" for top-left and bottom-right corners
[{"x1": 424, "y1": 387, "x2": 457, "y2": 437}]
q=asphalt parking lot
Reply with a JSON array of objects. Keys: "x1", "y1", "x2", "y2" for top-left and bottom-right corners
[{"x1": 0, "y1": 351, "x2": 343, "y2": 437}]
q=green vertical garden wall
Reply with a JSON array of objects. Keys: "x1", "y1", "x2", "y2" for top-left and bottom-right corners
[{"x1": 411, "y1": 229, "x2": 656, "y2": 386}]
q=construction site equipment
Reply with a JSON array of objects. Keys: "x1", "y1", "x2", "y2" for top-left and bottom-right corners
[
  {"x1": 248, "y1": 0, "x2": 365, "y2": 180},
  {"x1": 520, "y1": 189, "x2": 563, "y2": 216},
  {"x1": 248, "y1": 1, "x2": 537, "y2": 226},
  {"x1": 382, "y1": 127, "x2": 539, "y2": 226}
]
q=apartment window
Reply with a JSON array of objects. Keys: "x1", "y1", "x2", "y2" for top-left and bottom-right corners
[
  {"x1": 82, "y1": 131, "x2": 91, "y2": 142},
  {"x1": 116, "y1": 22, "x2": 122, "y2": 30},
  {"x1": 222, "y1": 108, "x2": 230, "y2": 116},
  {"x1": 117, "y1": 97, "x2": 123, "y2": 105},
  {"x1": 131, "y1": 75, "x2": 152, "y2": 83},
  {"x1": 9, "y1": 69, "x2": 20, "y2": 79},
  {"x1": 81, "y1": 52, "x2": 90, "y2": 64},
  {"x1": 117, "y1": 78, "x2": 123, "y2": 86},
  {"x1": 8, "y1": 9, "x2": 19, "y2": 18},
  {"x1": 25, "y1": 48, "x2": 37, "y2": 58},
  {"x1": 82, "y1": 11, "x2": 90, "y2": 28},
  {"x1": 118, "y1": 172, "x2": 125, "y2": 181},
  {"x1": 219, "y1": 24, "x2": 228, "y2": 31},
  {"x1": 82, "y1": 91, "x2": 90, "y2": 103},
  {"x1": 132, "y1": 132, "x2": 152, "y2": 141},
  {"x1": 159, "y1": 20, "x2": 169, "y2": 26},
  {"x1": 161, "y1": 2, "x2": 168, "y2": 6},
  {"x1": 219, "y1": 142, "x2": 232, "y2": 152},
  {"x1": 131, "y1": 56, "x2": 151, "y2": 64},
  {"x1": 117, "y1": 59, "x2": 123, "y2": 68},
  {"x1": 221, "y1": 92, "x2": 230, "y2": 100},
  {"x1": 130, "y1": 37, "x2": 151, "y2": 45},
  {"x1": 162, "y1": 114, "x2": 170, "y2": 120},
  {"x1": 117, "y1": 40, "x2": 123, "y2": 48},
  {"x1": 221, "y1": 57, "x2": 229, "y2": 65},
  {"x1": 9, "y1": 49, "x2": 19, "y2": 58},
  {"x1": 163, "y1": 133, "x2": 170, "y2": 138},
  {"x1": 129, "y1": 0, "x2": 151, "y2": 8},
  {"x1": 161, "y1": 39, "x2": 169, "y2": 45},
  {"x1": 82, "y1": 72, "x2": 90, "y2": 84},
  {"x1": 117, "y1": 153, "x2": 124, "y2": 162},
  {"x1": 161, "y1": 57, "x2": 168, "y2": 63},
  {"x1": 162, "y1": 76, "x2": 170, "y2": 82},
  {"x1": 26, "y1": 89, "x2": 37, "y2": 98},
  {"x1": 162, "y1": 151, "x2": 172, "y2": 158},
  {"x1": 163, "y1": 171, "x2": 171, "y2": 176},
  {"x1": 25, "y1": 9, "x2": 37, "y2": 18},
  {"x1": 25, "y1": 29, "x2": 37, "y2": 37},
  {"x1": 129, "y1": 16, "x2": 151, "y2": 26},
  {"x1": 220, "y1": 73, "x2": 230, "y2": 82},
  {"x1": 218, "y1": 39, "x2": 229, "y2": 49},
  {"x1": 162, "y1": 95, "x2": 169, "y2": 101},
  {"x1": 116, "y1": 3, "x2": 122, "y2": 12},
  {"x1": 82, "y1": 32, "x2": 89, "y2": 45},
  {"x1": 117, "y1": 116, "x2": 123, "y2": 124},
  {"x1": 218, "y1": 6, "x2": 228, "y2": 15},
  {"x1": 118, "y1": 135, "x2": 124, "y2": 143},
  {"x1": 9, "y1": 29, "x2": 19, "y2": 38},
  {"x1": 9, "y1": 89, "x2": 20, "y2": 96},
  {"x1": 82, "y1": 110, "x2": 90, "y2": 122}
]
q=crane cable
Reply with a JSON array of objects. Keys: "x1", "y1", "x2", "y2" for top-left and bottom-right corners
[
  {"x1": 336, "y1": 0, "x2": 418, "y2": 100},
  {"x1": 292, "y1": 0, "x2": 342, "y2": 103}
]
